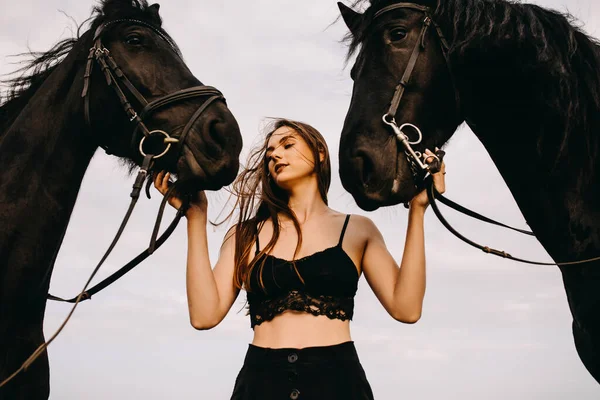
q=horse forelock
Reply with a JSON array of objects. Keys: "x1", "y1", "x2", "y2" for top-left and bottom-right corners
[{"x1": 96, "y1": 1, "x2": 161, "y2": 26}]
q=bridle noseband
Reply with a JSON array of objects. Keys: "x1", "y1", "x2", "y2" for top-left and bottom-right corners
[
  {"x1": 81, "y1": 18, "x2": 223, "y2": 161},
  {"x1": 373, "y1": 3, "x2": 455, "y2": 186}
]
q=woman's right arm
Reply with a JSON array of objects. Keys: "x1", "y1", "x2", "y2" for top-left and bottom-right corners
[
  {"x1": 154, "y1": 171, "x2": 240, "y2": 330},
  {"x1": 186, "y1": 210, "x2": 240, "y2": 330}
]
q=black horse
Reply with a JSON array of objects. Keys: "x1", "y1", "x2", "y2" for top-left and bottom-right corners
[
  {"x1": 0, "y1": 1, "x2": 242, "y2": 398},
  {"x1": 338, "y1": 0, "x2": 600, "y2": 384}
]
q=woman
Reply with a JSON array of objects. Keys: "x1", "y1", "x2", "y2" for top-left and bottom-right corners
[{"x1": 154, "y1": 118, "x2": 446, "y2": 399}]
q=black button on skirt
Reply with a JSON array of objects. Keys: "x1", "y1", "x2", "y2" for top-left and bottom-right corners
[{"x1": 230, "y1": 341, "x2": 375, "y2": 400}]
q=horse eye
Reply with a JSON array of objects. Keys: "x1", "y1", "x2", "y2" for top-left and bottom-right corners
[
  {"x1": 389, "y1": 27, "x2": 408, "y2": 42},
  {"x1": 125, "y1": 34, "x2": 142, "y2": 46}
]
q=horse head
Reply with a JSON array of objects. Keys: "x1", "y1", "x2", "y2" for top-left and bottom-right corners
[
  {"x1": 85, "y1": 0, "x2": 242, "y2": 191},
  {"x1": 338, "y1": 0, "x2": 461, "y2": 210}
]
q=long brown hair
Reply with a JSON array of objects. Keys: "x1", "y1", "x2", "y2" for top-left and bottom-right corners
[{"x1": 228, "y1": 118, "x2": 331, "y2": 291}]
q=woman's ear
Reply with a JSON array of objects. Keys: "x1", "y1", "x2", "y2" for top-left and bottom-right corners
[{"x1": 318, "y1": 145, "x2": 326, "y2": 163}]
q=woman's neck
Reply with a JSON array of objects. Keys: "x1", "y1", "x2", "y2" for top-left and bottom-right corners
[{"x1": 285, "y1": 177, "x2": 329, "y2": 223}]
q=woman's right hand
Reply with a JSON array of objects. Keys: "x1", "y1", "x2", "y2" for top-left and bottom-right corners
[{"x1": 153, "y1": 171, "x2": 208, "y2": 218}]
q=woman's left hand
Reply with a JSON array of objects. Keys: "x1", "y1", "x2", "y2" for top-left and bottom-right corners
[{"x1": 410, "y1": 148, "x2": 446, "y2": 210}]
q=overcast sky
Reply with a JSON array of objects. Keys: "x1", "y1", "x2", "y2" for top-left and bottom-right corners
[{"x1": 2, "y1": 0, "x2": 600, "y2": 399}]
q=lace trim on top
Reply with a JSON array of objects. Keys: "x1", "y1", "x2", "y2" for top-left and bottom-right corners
[{"x1": 249, "y1": 289, "x2": 354, "y2": 328}]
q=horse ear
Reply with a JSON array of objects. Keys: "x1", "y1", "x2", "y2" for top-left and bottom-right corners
[
  {"x1": 148, "y1": 4, "x2": 161, "y2": 21},
  {"x1": 338, "y1": 2, "x2": 362, "y2": 36}
]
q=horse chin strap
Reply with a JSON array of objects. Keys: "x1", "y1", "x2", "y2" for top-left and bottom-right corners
[{"x1": 374, "y1": 3, "x2": 459, "y2": 190}]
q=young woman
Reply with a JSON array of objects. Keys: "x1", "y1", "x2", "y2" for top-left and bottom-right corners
[{"x1": 154, "y1": 118, "x2": 446, "y2": 399}]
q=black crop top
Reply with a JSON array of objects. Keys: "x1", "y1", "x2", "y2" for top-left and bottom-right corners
[{"x1": 246, "y1": 215, "x2": 359, "y2": 328}]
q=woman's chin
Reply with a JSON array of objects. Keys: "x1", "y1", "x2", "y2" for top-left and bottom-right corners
[
  {"x1": 273, "y1": 172, "x2": 299, "y2": 187},
  {"x1": 274, "y1": 173, "x2": 319, "y2": 192},
  {"x1": 273, "y1": 175, "x2": 290, "y2": 188}
]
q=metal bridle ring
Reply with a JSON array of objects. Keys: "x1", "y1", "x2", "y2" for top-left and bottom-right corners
[
  {"x1": 139, "y1": 130, "x2": 178, "y2": 159},
  {"x1": 382, "y1": 113, "x2": 396, "y2": 125},
  {"x1": 382, "y1": 114, "x2": 408, "y2": 142},
  {"x1": 424, "y1": 153, "x2": 440, "y2": 163},
  {"x1": 397, "y1": 123, "x2": 423, "y2": 145},
  {"x1": 382, "y1": 116, "x2": 424, "y2": 145}
]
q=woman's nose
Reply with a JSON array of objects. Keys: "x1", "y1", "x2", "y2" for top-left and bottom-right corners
[{"x1": 271, "y1": 149, "x2": 283, "y2": 159}]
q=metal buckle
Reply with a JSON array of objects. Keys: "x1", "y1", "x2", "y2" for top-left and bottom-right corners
[{"x1": 94, "y1": 47, "x2": 109, "y2": 58}]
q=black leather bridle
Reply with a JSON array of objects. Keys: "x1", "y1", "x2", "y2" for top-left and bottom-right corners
[
  {"x1": 47, "y1": 17, "x2": 227, "y2": 304},
  {"x1": 0, "y1": 19, "x2": 226, "y2": 388},
  {"x1": 82, "y1": 18, "x2": 224, "y2": 160},
  {"x1": 368, "y1": 3, "x2": 600, "y2": 267},
  {"x1": 373, "y1": 3, "x2": 454, "y2": 186}
]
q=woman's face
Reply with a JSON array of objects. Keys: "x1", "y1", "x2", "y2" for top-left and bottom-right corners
[{"x1": 265, "y1": 126, "x2": 318, "y2": 188}]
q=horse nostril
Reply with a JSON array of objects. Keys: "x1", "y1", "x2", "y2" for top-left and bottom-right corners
[
  {"x1": 354, "y1": 150, "x2": 375, "y2": 189},
  {"x1": 206, "y1": 119, "x2": 223, "y2": 150}
]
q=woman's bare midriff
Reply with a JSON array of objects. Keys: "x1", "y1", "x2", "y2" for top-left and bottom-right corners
[{"x1": 251, "y1": 311, "x2": 352, "y2": 349}]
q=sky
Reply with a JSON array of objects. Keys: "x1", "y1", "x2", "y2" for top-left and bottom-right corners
[{"x1": 1, "y1": 0, "x2": 600, "y2": 399}]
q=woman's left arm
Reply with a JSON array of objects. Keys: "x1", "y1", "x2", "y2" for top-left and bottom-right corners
[
  {"x1": 360, "y1": 206, "x2": 426, "y2": 324},
  {"x1": 361, "y1": 151, "x2": 445, "y2": 323}
]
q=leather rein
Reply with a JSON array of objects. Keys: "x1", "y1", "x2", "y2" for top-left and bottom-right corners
[{"x1": 374, "y1": 3, "x2": 600, "y2": 267}]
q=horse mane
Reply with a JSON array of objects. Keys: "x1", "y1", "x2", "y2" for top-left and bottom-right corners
[
  {"x1": 0, "y1": 0, "x2": 168, "y2": 134},
  {"x1": 343, "y1": 0, "x2": 600, "y2": 182}
]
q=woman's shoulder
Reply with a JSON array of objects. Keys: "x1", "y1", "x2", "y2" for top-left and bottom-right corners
[
  {"x1": 330, "y1": 211, "x2": 378, "y2": 234},
  {"x1": 348, "y1": 213, "x2": 378, "y2": 232}
]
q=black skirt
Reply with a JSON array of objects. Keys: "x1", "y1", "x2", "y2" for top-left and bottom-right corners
[{"x1": 230, "y1": 341, "x2": 374, "y2": 400}]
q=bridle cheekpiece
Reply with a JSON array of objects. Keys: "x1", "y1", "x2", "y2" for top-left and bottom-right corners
[{"x1": 373, "y1": 3, "x2": 453, "y2": 186}]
